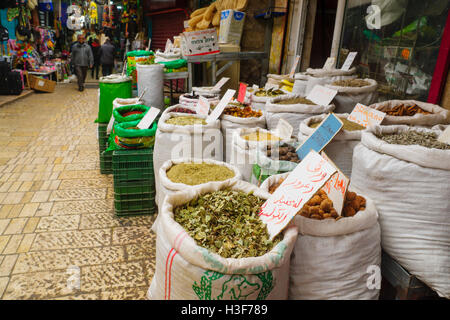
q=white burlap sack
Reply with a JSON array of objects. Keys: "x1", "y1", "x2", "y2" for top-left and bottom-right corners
[
  {"x1": 351, "y1": 125, "x2": 450, "y2": 298},
  {"x1": 292, "y1": 73, "x2": 309, "y2": 96},
  {"x1": 260, "y1": 173, "x2": 381, "y2": 300},
  {"x1": 325, "y1": 78, "x2": 378, "y2": 113},
  {"x1": 156, "y1": 158, "x2": 242, "y2": 214},
  {"x1": 153, "y1": 113, "x2": 223, "y2": 205},
  {"x1": 298, "y1": 113, "x2": 365, "y2": 177},
  {"x1": 107, "y1": 98, "x2": 143, "y2": 134},
  {"x1": 304, "y1": 67, "x2": 358, "y2": 95},
  {"x1": 161, "y1": 104, "x2": 197, "y2": 116},
  {"x1": 230, "y1": 128, "x2": 295, "y2": 182},
  {"x1": 368, "y1": 99, "x2": 450, "y2": 126},
  {"x1": 137, "y1": 63, "x2": 164, "y2": 108},
  {"x1": 251, "y1": 91, "x2": 290, "y2": 111},
  {"x1": 220, "y1": 109, "x2": 266, "y2": 163},
  {"x1": 148, "y1": 180, "x2": 298, "y2": 300},
  {"x1": 265, "y1": 94, "x2": 335, "y2": 137},
  {"x1": 192, "y1": 86, "x2": 221, "y2": 97},
  {"x1": 179, "y1": 93, "x2": 220, "y2": 109}
]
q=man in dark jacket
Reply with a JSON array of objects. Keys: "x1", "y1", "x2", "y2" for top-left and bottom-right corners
[
  {"x1": 90, "y1": 38, "x2": 101, "y2": 79},
  {"x1": 99, "y1": 38, "x2": 115, "y2": 77},
  {"x1": 71, "y1": 34, "x2": 93, "y2": 91}
]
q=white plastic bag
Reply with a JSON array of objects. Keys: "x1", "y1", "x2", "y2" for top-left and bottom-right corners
[
  {"x1": 350, "y1": 125, "x2": 450, "y2": 298},
  {"x1": 325, "y1": 79, "x2": 378, "y2": 113},
  {"x1": 304, "y1": 67, "x2": 357, "y2": 95},
  {"x1": 137, "y1": 63, "x2": 164, "y2": 108},
  {"x1": 179, "y1": 93, "x2": 220, "y2": 109},
  {"x1": 153, "y1": 113, "x2": 223, "y2": 205},
  {"x1": 260, "y1": 173, "x2": 381, "y2": 300},
  {"x1": 265, "y1": 94, "x2": 335, "y2": 137},
  {"x1": 148, "y1": 180, "x2": 298, "y2": 300},
  {"x1": 292, "y1": 73, "x2": 309, "y2": 96},
  {"x1": 369, "y1": 99, "x2": 450, "y2": 127},
  {"x1": 298, "y1": 113, "x2": 365, "y2": 177}
]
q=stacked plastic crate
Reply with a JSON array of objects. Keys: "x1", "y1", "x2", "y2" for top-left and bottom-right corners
[
  {"x1": 98, "y1": 124, "x2": 112, "y2": 174},
  {"x1": 112, "y1": 148, "x2": 156, "y2": 216}
]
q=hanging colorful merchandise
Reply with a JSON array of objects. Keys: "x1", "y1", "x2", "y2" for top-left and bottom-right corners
[
  {"x1": 121, "y1": 0, "x2": 138, "y2": 24},
  {"x1": 88, "y1": 1, "x2": 98, "y2": 25},
  {"x1": 38, "y1": 0, "x2": 53, "y2": 12}
]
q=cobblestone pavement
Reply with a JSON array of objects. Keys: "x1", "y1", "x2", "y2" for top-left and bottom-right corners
[{"x1": 0, "y1": 85, "x2": 156, "y2": 300}]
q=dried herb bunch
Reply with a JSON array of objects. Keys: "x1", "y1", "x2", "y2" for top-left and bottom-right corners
[{"x1": 174, "y1": 189, "x2": 282, "y2": 259}]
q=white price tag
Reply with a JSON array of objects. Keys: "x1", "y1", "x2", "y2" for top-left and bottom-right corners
[
  {"x1": 212, "y1": 77, "x2": 230, "y2": 91},
  {"x1": 289, "y1": 55, "x2": 300, "y2": 78},
  {"x1": 341, "y1": 52, "x2": 357, "y2": 71},
  {"x1": 206, "y1": 89, "x2": 235, "y2": 123},
  {"x1": 306, "y1": 85, "x2": 338, "y2": 106},
  {"x1": 437, "y1": 126, "x2": 450, "y2": 145},
  {"x1": 275, "y1": 119, "x2": 293, "y2": 140},
  {"x1": 196, "y1": 96, "x2": 210, "y2": 116},
  {"x1": 323, "y1": 57, "x2": 336, "y2": 70},
  {"x1": 137, "y1": 107, "x2": 161, "y2": 129}
]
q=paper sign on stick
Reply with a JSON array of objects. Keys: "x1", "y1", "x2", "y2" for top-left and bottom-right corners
[
  {"x1": 137, "y1": 107, "x2": 161, "y2": 129},
  {"x1": 237, "y1": 82, "x2": 248, "y2": 103},
  {"x1": 437, "y1": 126, "x2": 450, "y2": 144},
  {"x1": 320, "y1": 152, "x2": 349, "y2": 216},
  {"x1": 196, "y1": 96, "x2": 210, "y2": 116},
  {"x1": 289, "y1": 55, "x2": 300, "y2": 78},
  {"x1": 296, "y1": 113, "x2": 343, "y2": 160},
  {"x1": 306, "y1": 85, "x2": 338, "y2": 106},
  {"x1": 323, "y1": 57, "x2": 336, "y2": 70},
  {"x1": 341, "y1": 52, "x2": 357, "y2": 71},
  {"x1": 212, "y1": 77, "x2": 230, "y2": 91},
  {"x1": 206, "y1": 89, "x2": 235, "y2": 123},
  {"x1": 347, "y1": 103, "x2": 386, "y2": 128},
  {"x1": 259, "y1": 150, "x2": 337, "y2": 240},
  {"x1": 275, "y1": 119, "x2": 293, "y2": 140}
]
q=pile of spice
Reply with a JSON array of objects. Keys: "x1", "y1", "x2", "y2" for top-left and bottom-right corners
[
  {"x1": 378, "y1": 130, "x2": 450, "y2": 150},
  {"x1": 269, "y1": 179, "x2": 366, "y2": 219},
  {"x1": 223, "y1": 105, "x2": 262, "y2": 118},
  {"x1": 266, "y1": 144, "x2": 300, "y2": 163},
  {"x1": 166, "y1": 116, "x2": 206, "y2": 126},
  {"x1": 174, "y1": 189, "x2": 282, "y2": 258},
  {"x1": 275, "y1": 97, "x2": 316, "y2": 105},
  {"x1": 331, "y1": 79, "x2": 371, "y2": 87},
  {"x1": 242, "y1": 131, "x2": 281, "y2": 142},
  {"x1": 170, "y1": 107, "x2": 196, "y2": 114},
  {"x1": 184, "y1": 94, "x2": 217, "y2": 100},
  {"x1": 254, "y1": 88, "x2": 285, "y2": 97},
  {"x1": 381, "y1": 104, "x2": 431, "y2": 116},
  {"x1": 310, "y1": 117, "x2": 365, "y2": 131},
  {"x1": 166, "y1": 163, "x2": 235, "y2": 186}
]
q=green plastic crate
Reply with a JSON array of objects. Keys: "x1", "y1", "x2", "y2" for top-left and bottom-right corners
[
  {"x1": 114, "y1": 191, "x2": 156, "y2": 202},
  {"x1": 115, "y1": 207, "x2": 156, "y2": 217},
  {"x1": 100, "y1": 150, "x2": 113, "y2": 174},
  {"x1": 114, "y1": 197, "x2": 156, "y2": 212},
  {"x1": 112, "y1": 168, "x2": 154, "y2": 181},
  {"x1": 113, "y1": 183, "x2": 155, "y2": 195}
]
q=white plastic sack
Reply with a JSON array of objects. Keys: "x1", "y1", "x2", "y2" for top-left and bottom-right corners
[
  {"x1": 304, "y1": 67, "x2": 357, "y2": 96},
  {"x1": 192, "y1": 86, "x2": 221, "y2": 97},
  {"x1": 161, "y1": 104, "x2": 197, "y2": 116},
  {"x1": 148, "y1": 180, "x2": 298, "y2": 300},
  {"x1": 230, "y1": 128, "x2": 295, "y2": 182},
  {"x1": 350, "y1": 125, "x2": 450, "y2": 298},
  {"x1": 220, "y1": 109, "x2": 266, "y2": 163},
  {"x1": 298, "y1": 113, "x2": 365, "y2": 177},
  {"x1": 179, "y1": 93, "x2": 220, "y2": 109},
  {"x1": 292, "y1": 73, "x2": 309, "y2": 96},
  {"x1": 153, "y1": 113, "x2": 223, "y2": 206},
  {"x1": 369, "y1": 99, "x2": 450, "y2": 127},
  {"x1": 137, "y1": 63, "x2": 164, "y2": 108},
  {"x1": 265, "y1": 94, "x2": 335, "y2": 137},
  {"x1": 260, "y1": 173, "x2": 381, "y2": 300},
  {"x1": 325, "y1": 78, "x2": 378, "y2": 113},
  {"x1": 251, "y1": 91, "x2": 291, "y2": 111},
  {"x1": 156, "y1": 158, "x2": 242, "y2": 214},
  {"x1": 107, "y1": 98, "x2": 143, "y2": 134}
]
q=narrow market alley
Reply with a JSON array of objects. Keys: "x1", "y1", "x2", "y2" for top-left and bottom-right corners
[{"x1": 0, "y1": 85, "x2": 156, "y2": 300}]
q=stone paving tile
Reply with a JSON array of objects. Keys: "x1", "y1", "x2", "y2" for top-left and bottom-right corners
[
  {"x1": 51, "y1": 200, "x2": 113, "y2": 216},
  {"x1": 58, "y1": 179, "x2": 111, "y2": 190},
  {"x1": 48, "y1": 188, "x2": 107, "y2": 202},
  {"x1": 36, "y1": 215, "x2": 80, "y2": 232},
  {"x1": 79, "y1": 212, "x2": 153, "y2": 230},
  {"x1": 100, "y1": 286, "x2": 148, "y2": 300},
  {"x1": 31, "y1": 229, "x2": 111, "y2": 251}
]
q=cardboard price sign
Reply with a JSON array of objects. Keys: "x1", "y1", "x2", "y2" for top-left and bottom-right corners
[
  {"x1": 437, "y1": 126, "x2": 450, "y2": 145},
  {"x1": 347, "y1": 103, "x2": 386, "y2": 128},
  {"x1": 196, "y1": 96, "x2": 210, "y2": 116},
  {"x1": 341, "y1": 52, "x2": 357, "y2": 71},
  {"x1": 296, "y1": 113, "x2": 343, "y2": 160},
  {"x1": 289, "y1": 55, "x2": 300, "y2": 78},
  {"x1": 212, "y1": 77, "x2": 230, "y2": 91},
  {"x1": 137, "y1": 107, "x2": 161, "y2": 129},
  {"x1": 306, "y1": 85, "x2": 337, "y2": 106},
  {"x1": 206, "y1": 89, "x2": 235, "y2": 123},
  {"x1": 259, "y1": 150, "x2": 337, "y2": 240},
  {"x1": 323, "y1": 57, "x2": 336, "y2": 70},
  {"x1": 237, "y1": 82, "x2": 248, "y2": 103},
  {"x1": 275, "y1": 118, "x2": 293, "y2": 140},
  {"x1": 320, "y1": 152, "x2": 349, "y2": 216}
]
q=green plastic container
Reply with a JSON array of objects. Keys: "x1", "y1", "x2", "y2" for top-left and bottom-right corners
[
  {"x1": 100, "y1": 150, "x2": 113, "y2": 175},
  {"x1": 114, "y1": 198, "x2": 156, "y2": 214},
  {"x1": 97, "y1": 75, "x2": 132, "y2": 124}
]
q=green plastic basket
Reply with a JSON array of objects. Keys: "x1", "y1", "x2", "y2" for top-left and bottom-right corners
[
  {"x1": 114, "y1": 198, "x2": 156, "y2": 212},
  {"x1": 114, "y1": 191, "x2": 156, "y2": 202},
  {"x1": 114, "y1": 183, "x2": 155, "y2": 195},
  {"x1": 115, "y1": 207, "x2": 156, "y2": 217},
  {"x1": 100, "y1": 151, "x2": 113, "y2": 174},
  {"x1": 113, "y1": 169, "x2": 155, "y2": 182}
]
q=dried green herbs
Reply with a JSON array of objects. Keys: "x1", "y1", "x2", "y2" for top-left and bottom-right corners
[
  {"x1": 166, "y1": 163, "x2": 235, "y2": 186},
  {"x1": 331, "y1": 79, "x2": 371, "y2": 87},
  {"x1": 310, "y1": 118, "x2": 365, "y2": 131},
  {"x1": 174, "y1": 189, "x2": 282, "y2": 259},
  {"x1": 275, "y1": 97, "x2": 316, "y2": 105},
  {"x1": 166, "y1": 116, "x2": 206, "y2": 126},
  {"x1": 379, "y1": 130, "x2": 450, "y2": 150}
]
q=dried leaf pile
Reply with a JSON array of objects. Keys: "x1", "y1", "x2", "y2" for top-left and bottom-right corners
[{"x1": 379, "y1": 131, "x2": 450, "y2": 150}]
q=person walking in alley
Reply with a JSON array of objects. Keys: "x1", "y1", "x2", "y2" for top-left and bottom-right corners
[
  {"x1": 99, "y1": 37, "x2": 115, "y2": 77},
  {"x1": 90, "y1": 38, "x2": 101, "y2": 80},
  {"x1": 71, "y1": 34, "x2": 94, "y2": 92}
]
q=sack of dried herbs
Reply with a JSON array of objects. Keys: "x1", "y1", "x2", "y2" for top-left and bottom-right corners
[
  {"x1": 298, "y1": 113, "x2": 366, "y2": 177},
  {"x1": 161, "y1": 104, "x2": 197, "y2": 117},
  {"x1": 351, "y1": 125, "x2": 450, "y2": 298},
  {"x1": 259, "y1": 173, "x2": 381, "y2": 300},
  {"x1": 304, "y1": 67, "x2": 357, "y2": 96},
  {"x1": 250, "y1": 88, "x2": 287, "y2": 111},
  {"x1": 230, "y1": 127, "x2": 296, "y2": 182},
  {"x1": 179, "y1": 93, "x2": 220, "y2": 109},
  {"x1": 148, "y1": 180, "x2": 298, "y2": 300},
  {"x1": 155, "y1": 158, "x2": 242, "y2": 215},
  {"x1": 265, "y1": 94, "x2": 335, "y2": 137},
  {"x1": 368, "y1": 99, "x2": 450, "y2": 127},
  {"x1": 220, "y1": 105, "x2": 266, "y2": 163},
  {"x1": 324, "y1": 78, "x2": 378, "y2": 114},
  {"x1": 153, "y1": 112, "x2": 223, "y2": 206}
]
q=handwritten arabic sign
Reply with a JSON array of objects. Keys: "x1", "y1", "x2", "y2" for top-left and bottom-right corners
[
  {"x1": 296, "y1": 113, "x2": 343, "y2": 160},
  {"x1": 320, "y1": 152, "x2": 349, "y2": 216},
  {"x1": 347, "y1": 103, "x2": 386, "y2": 128},
  {"x1": 259, "y1": 150, "x2": 337, "y2": 240}
]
